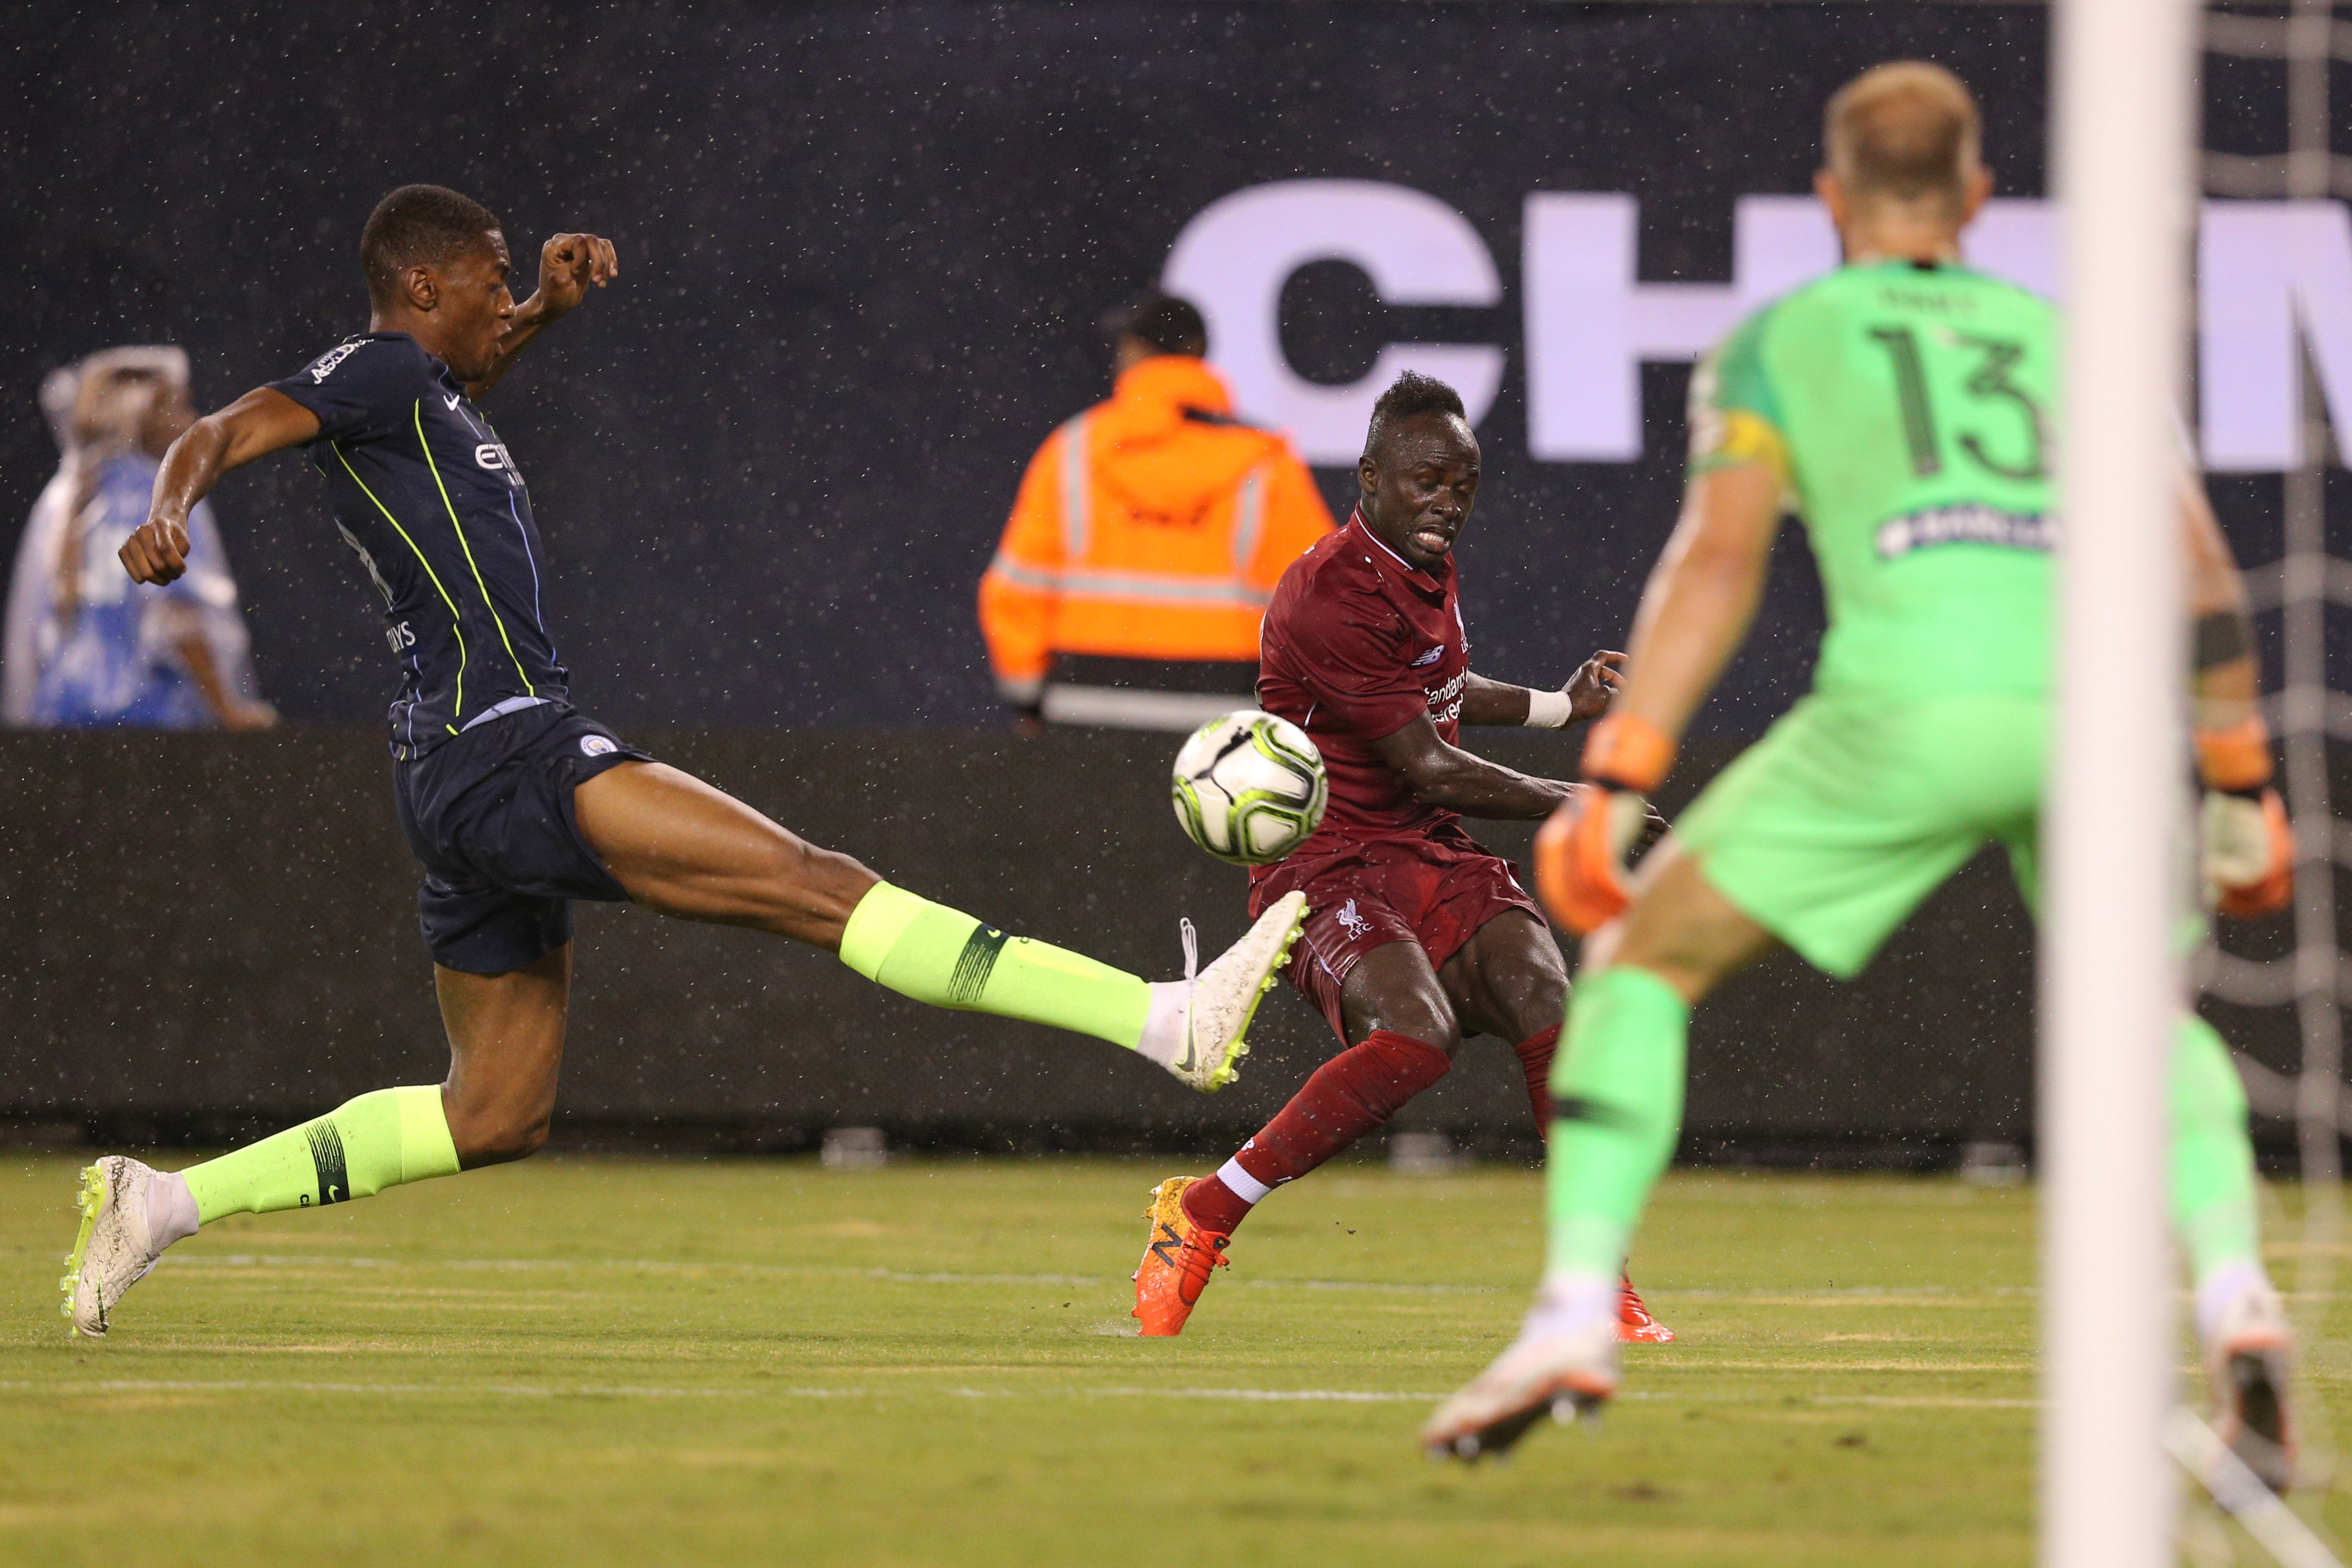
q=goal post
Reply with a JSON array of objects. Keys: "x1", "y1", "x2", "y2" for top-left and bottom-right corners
[{"x1": 2043, "y1": 0, "x2": 2201, "y2": 1563}]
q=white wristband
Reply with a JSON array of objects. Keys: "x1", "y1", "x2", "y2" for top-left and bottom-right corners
[{"x1": 1524, "y1": 688, "x2": 1574, "y2": 729}]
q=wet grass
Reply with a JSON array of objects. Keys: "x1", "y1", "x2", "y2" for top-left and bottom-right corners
[{"x1": 0, "y1": 1153, "x2": 2343, "y2": 1566}]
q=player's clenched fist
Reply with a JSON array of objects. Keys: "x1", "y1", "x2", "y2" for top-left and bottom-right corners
[
  {"x1": 1535, "y1": 711, "x2": 1677, "y2": 933},
  {"x1": 119, "y1": 515, "x2": 191, "y2": 586},
  {"x1": 535, "y1": 232, "x2": 620, "y2": 318},
  {"x1": 1565, "y1": 650, "x2": 1628, "y2": 725}
]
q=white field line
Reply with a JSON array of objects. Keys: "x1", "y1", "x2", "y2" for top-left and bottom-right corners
[
  {"x1": 0, "y1": 1378, "x2": 1434, "y2": 1403},
  {"x1": 2165, "y1": 1407, "x2": 2345, "y2": 1568},
  {"x1": 0, "y1": 1379, "x2": 843, "y2": 1399},
  {"x1": 1817, "y1": 1395, "x2": 2040, "y2": 1410},
  {"x1": 0, "y1": 1378, "x2": 2040, "y2": 1409},
  {"x1": 158, "y1": 1255, "x2": 1496, "y2": 1295},
  {"x1": 156, "y1": 1256, "x2": 2051, "y2": 1303}
]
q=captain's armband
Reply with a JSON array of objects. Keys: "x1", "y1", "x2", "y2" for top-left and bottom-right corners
[{"x1": 1688, "y1": 407, "x2": 1791, "y2": 487}]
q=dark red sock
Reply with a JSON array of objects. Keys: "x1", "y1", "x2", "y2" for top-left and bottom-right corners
[
  {"x1": 1182, "y1": 1171, "x2": 1254, "y2": 1235},
  {"x1": 1514, "y1": 1024, "x2": 1561, "y2": 1127},
  {"x1": 1184, "y1": 1030, "x2": 1452, "y2": 1236}
]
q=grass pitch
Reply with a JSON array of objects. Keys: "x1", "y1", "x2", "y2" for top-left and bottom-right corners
[{"x1": 0, "y1": 1153, "x2": 2343, "y2": 1566}]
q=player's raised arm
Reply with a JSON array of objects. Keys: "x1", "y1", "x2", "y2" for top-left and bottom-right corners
[
  {"x1": 122, "y1": 387, "x2": 319, "y2": 586},
  {"x1": 468, "y1": 231, "x2": 620, "y2": 398}
]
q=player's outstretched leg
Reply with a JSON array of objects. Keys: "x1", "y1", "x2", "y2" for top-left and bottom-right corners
[
  {"x1": 63, "y1": 949, "x2": 569, "y2": 1337},
  {"x1": 2174, "y1": 1013, "x2": 2296, "y2": 1491},
  {"x1": 1133, "y1": 1024, "x2": 1449, "y2": 1334},
  {"x1": 63, "y1": 1091, "x2": 459, "y2": 1337},
  {"x1": 1468, "y1": 920, "x2": 1673, "y2": 1346},
  {"x1": 1136, "y1": 939, "x2": 1457, "y2": 1335},
  {"x1": 1420, "y1": 966, "x2": 1680, "y2": 1457},
  {"x1": 1426, "y1": 852, "x2": 1771, "y2": 1461},
  {"x1": 573, "y1": 761, "x2": 1303, "y2": 1092}
]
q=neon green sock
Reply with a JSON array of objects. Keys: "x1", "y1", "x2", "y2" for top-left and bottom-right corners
[
  {"x1": 2170, "y1": 1014, "x2": 2262, "y2": 1285},
  {"x1": 838, "y1": 883, "x2": 1150, "y2": 1048},
  {"x1": 181, "y1": 1086, "x2": 460, "y2": 1224},
  {"x1": 1544, "y1": 965, "x2": 1690, "y2": 1283}
]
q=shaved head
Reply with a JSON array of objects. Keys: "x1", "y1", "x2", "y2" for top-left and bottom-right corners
[
  {"x1": 1824, "y1": 61, "x2": 1981, "y2": 220},
  {"x1": 361, "y1": 183, "x2": 503, "y2": 308}
]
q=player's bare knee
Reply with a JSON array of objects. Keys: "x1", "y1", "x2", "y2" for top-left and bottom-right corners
[
  {"x1": 1493, "y1": 978, "x2": 1565, "y2": 1043},
  {"x1": 453, "y1": 1108, "x2": 549, "y2": 1168},
  {"x1": 1355, "y1": 999, "x2": 1460, "y2": 1056},
  {"x1": 799, "y1": 842, "x2": 879, "y2": 920},
  {"x1": 748, "y1": 837, "x2": 878, "y2": 938}
]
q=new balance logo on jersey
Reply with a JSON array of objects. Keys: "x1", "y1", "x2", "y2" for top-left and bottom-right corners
[
  {"x1": 305, "y1": 340, "x2": 365, "y2": 383},
  {"x1": 1873, "y1": 503, "x2": 2059, "y2": 561},
  {"x1": 1411, "y1": 644, "x2": 1446, "y2": 667}
]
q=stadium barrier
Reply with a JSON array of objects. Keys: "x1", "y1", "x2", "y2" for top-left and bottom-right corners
[{"x1": 9, "y1": 723, "x2": 2243, "y2": 1165}]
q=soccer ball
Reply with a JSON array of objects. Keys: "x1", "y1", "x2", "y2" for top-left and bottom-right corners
[{"x1": 1171, "y1": 709, "x2": 1328, "y2": 866}]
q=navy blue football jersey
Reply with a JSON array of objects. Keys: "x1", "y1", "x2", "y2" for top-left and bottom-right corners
[{"x1": 270, "y1": 333, "x2": 568, "y2": 757}]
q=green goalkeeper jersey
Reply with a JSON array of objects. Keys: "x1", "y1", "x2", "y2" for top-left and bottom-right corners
[{"x1": 1689, "y1": 257, "x2": 2058, "y2": 700}]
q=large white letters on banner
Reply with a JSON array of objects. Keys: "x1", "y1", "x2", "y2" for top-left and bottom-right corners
[
  {"x1": 1962, "y1": 200, "x2": 2060, "y2": 299},
  {"x1": 1523, "y1": 193, "x2": 1837, "y2": 461},
  {"x1": 1523, "y1": 195, "x2": 2059, "y2": 461},
  {"x1": 1162, "y1": 180, "x2": 1505, "y2": 465},
  {"x1": 2199, "y1": 202, "x2": 2352, "y2": 471},
  {"x1": 1164, "y1": 182, "x2": 2352, "y2": 472}
]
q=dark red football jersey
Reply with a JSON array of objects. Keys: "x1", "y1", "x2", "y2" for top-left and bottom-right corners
[{"x1": 1254, "y1": 508, "x2": 1470, "y2": 854}]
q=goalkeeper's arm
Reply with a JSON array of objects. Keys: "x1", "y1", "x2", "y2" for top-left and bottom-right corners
[{"x1": 2184, "y1": 480, "x2": 2291, "y2": 919}]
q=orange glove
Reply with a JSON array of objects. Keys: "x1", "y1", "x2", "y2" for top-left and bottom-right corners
[
  {"x1": 2203, "y1": 788, "x2": 2293, "y2": 919},
  {"x1": 1534, "y1": 712, "x2": 1675, "y2": 934},
  {"x1": 2195, "y1": 717, "x2": 2292, "y2": 920}
]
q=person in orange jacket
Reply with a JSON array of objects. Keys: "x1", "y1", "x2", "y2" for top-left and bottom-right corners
[{"x1": 980, "y1": 294, "x2": 1335, "y2": 731}]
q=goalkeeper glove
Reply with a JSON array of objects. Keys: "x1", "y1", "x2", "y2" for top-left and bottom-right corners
[
  {"x1": 1535, "y1": 711, "x2": 1674, "y2": 934},
  {"x1": 2196, "y1": 716, "x2": 2293, "y2": 920}
]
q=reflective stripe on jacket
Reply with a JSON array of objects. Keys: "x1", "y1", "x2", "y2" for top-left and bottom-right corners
[{"x1": 979, "y1": 356, "x2": 1335, "y2": 697}]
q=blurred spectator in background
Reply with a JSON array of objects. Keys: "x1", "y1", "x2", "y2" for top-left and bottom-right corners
[
  {"x1": 3, "y1": 346, "x2": 272, "y2": 730},
  {"x1": 980, "y1": 293, "x2": 1334, "y2": 733}
]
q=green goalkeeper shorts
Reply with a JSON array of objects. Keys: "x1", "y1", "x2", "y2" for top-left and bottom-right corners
[{"x1": 1675, "y1": 693, "x2": 2046, "y2": 979}]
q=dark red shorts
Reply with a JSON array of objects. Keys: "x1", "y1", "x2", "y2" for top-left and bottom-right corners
[{"x1": 1248, "y1": 822, "x2": 1543, "y2": 1042}]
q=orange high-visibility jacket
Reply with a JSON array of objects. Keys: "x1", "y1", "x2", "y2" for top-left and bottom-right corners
[{"x1": 979, "y1": 356, "x2": 1335, "y2": 701}]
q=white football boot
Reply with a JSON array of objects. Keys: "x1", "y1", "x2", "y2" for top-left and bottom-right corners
[
  {"x1": 1138, "y1": 892, "x2": 1307, "y2": 1092},
  {"x1": 1423, "y1": 1303, "x2": 1620, "y2": 1462},
  {"x1": 61, "y1": 1156, "x2": 167, "y2": 1338},
  {"x1": 2205, "y1": 1277, "x2": 2297, "y2": 1493}
]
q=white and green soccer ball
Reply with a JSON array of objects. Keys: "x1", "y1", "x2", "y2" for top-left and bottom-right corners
[{"x1": 1171, "y1": 709, "x2": 1328, "y2": 867}]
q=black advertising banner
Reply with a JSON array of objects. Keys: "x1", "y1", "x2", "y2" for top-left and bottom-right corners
[
  {"x1": 8, "y1": 2, "x2": 2075, "y2": 734},
  {"x1": 2, "y1": 4, "x2": 2331, "y2": 1145}
]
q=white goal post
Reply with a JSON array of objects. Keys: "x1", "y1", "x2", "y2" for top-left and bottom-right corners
[{"x1": 2045, "y1": 1, "x2": 2201, "y2": 1564}]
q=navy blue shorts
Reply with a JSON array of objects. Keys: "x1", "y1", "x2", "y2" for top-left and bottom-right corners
[{"x1": 392, "y1": 703, "x2": 655, "y2": 974}]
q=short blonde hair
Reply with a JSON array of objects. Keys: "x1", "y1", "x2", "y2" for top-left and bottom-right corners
[{"x1": 1824, "y1": 61, "x2": 1981, "y2": 214}]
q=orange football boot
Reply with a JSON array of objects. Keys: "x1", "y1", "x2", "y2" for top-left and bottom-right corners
[
  {"x1": 1617, "y1": 1275, "x2": 1675, "y2": 1343},
  {"x1": 1132, "y1": 1177, "x2": 1230, "y2": 1336}
]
